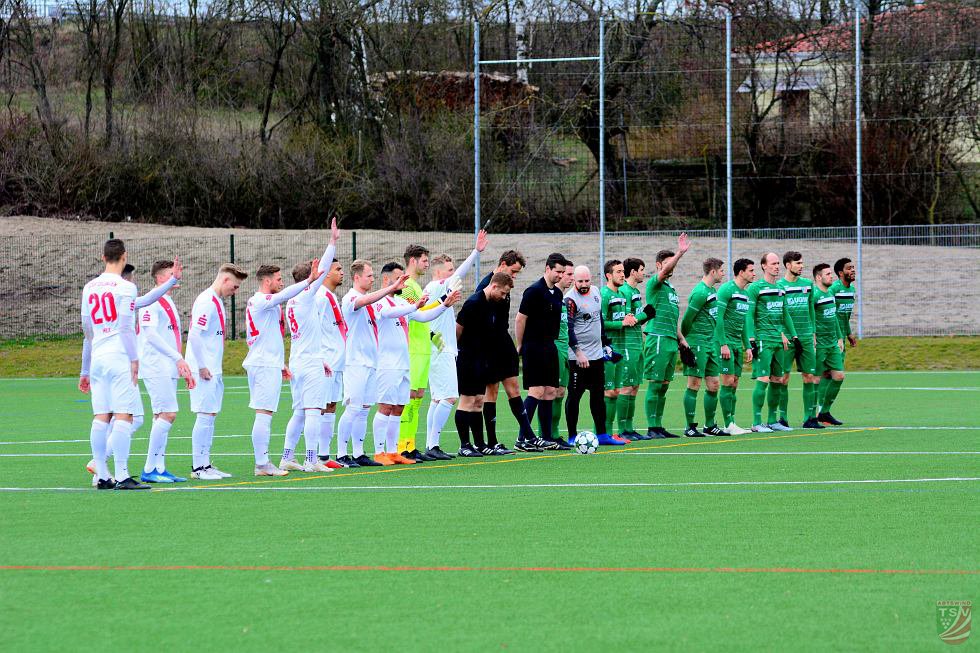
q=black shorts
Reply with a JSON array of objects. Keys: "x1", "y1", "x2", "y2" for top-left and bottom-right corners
[
  {"x1": 457, "y1": 355, "x2": 490, "y2": 397},
  {"x1": 487, "y1": 335, "x2": 520, "y2": 383},
  {"x1": 521, "y1": 341, "x2": 559, "y2": 389},
  {"x1": 568, "y1": 359, "x2": 605, "y2": 394}
]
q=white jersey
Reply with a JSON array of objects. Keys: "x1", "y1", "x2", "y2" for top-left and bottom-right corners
[
  {"x1": 376, "y1": 296, "x2": 411, "y2": 370},
  {"x1": 286, "y1": 284, "x2": 323, "y2": 368},
  {"x1": 185, "y1": 288, "x2": 226, "y2": 375},
  {"x1": 242, "y1": 277, "x2": 314, "y2": 369},
  {"x1": 81, "y1": 272, "x2": 138, "y2": 358},
  {"x1": 423, "y1": 278, "x2": 460, "y2": 355},
  {"x1": 318, "y1": 286, "x2": 347, "y2": 371},
  {"x1": 342, "y1": 288, "x2": 380, "y2": 369},
  {"x1": 138, "y1": 293, "x2": 182, "y2": 379}
]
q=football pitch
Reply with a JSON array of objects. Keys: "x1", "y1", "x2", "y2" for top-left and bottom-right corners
[{"x1": 0, "y1": 371, "x2": 977, "y2": 651}]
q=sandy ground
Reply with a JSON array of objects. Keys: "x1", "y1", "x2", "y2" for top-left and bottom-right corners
[{"x1": 1, "y1": 215, "x2": 977, "y2": 339}]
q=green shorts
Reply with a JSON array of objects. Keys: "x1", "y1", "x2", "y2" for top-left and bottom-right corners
[
  {"x1": 558, "y1": 350, "x2": 570, "y2": 388},
  {"x1": 643, "y1": 335, "x2": 678, "y2": 383},
  {"x1": 815, "y1": 345, "x2": 844, "y2": 376},
  {"x1": 620, "y1": 345, "x2": 643, "y2": 387},
  {"x1": 409, "y1": 351, "x2": 431, "y2": 390},
  {"x1": 683, "y1": 342, "x2": 720, "y2": 378},
  {"x1": 752, "y1": 343, "x2": 786, "y2": 380},
  {"x1": 718, "y1": 346, "x2": 744, "y2": 378},
  {"x1": 604, "y1": 359, "x2": 624, "y2": 391},
  {"x1": 778, "y1": 340, "x2": 817, "y2": 375}
]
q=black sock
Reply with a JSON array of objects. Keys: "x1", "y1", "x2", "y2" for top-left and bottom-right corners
[
  {"x1": 455, "y1": 410, "x2": 471, "y2": 447},
  {"x1": 524, "y1": 396, "x2": 539, "y2": 423},
  {"x1": 538, "y1": 399, "x2": 554, "y2": 440},
  {"x1": 483, "y1": 402, "x2": 497, "y2": 446},
  {"x1": 509, "y1": 395, "x2": 535, "y2": 440},
  {"x1": 469, "y1": 411, "x2": 486, "y2": 449}
]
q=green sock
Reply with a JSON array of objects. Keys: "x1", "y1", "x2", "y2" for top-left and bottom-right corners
[
  {"x1": 683, "y1": 388, "x2": 698, "y2": 426},
  {"x1": 731, "y1": 386, "x2": 739, "y2": 424},
  {"x1": 646, "y1": 384, "x2": 660, "y2": 428},
  {"x1": 766, "y1": 382, "x2": 779, "y2": 423},
  {"x1": 823, "y1": 379, "x2": 843, "y2": 411},
  {"x1": 719, "y1": 385, "x2": 735, "y2": 425},
  {"x1": 604, "y1": 396, "x2": 618, "y2": 434},
  {"x1": 753, "y1": 381, "x2": 768, "y2": 426},
  {"x1": 616, "y1": 394, "x2": 631, "y2": 434},
  {"x1": 802, "y1": 382, "x2": 813, "y2": 421},
  {"x1": 624, "y1": 394, "x2": 637, "y2": 432},
  {"x1": 656, "y1": 384, "x2": 669, "y2": 428},
  {"x1": 778, "y1": 381, "x2": 789, "y2": 421},
  {"x1": 816, "y1": 377, "x2": 832, "y2": 414},
  {"x1": 704, "y1": 390, "x2": 719, "y2": 427},
  {"x1": 552, "y1": 396, "x2": 564, "y2": 437}
]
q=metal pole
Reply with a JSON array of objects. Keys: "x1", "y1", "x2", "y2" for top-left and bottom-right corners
[
  {"x1": 854, "y1": 0, "x2": 864, "y2": 338},
  {"x1": 725, "y1": 9, "x2": 734, "y2": 273},
  {"x1": 474, "y1": 20, "x2": 482, "y2": 281},
  {"x1": 352, "y1": 231, "x2": 357, "y2": 261},
  {"x1": 598, "y1": 15, "x2": 606, "y2": 268},
  {"x1": 621, "y1": 108, "x2": 628, "y2": 218},
  {"x1": 229, "y1": 234, "x2": 237, "y2": 340}
]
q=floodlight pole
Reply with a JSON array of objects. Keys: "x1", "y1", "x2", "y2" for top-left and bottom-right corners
[
  {"x1": 598, "y1": 15, "x2": 606, "y2": 268},
  {"x1": 725, "y1": 8, "x2": 733, "y2": 274},
  {"x1": 474, "y1": 20, "x2": 482, "y2": 281},
  {"x1": 854, "y1": 1, "x2": 864, "y2": 338}
]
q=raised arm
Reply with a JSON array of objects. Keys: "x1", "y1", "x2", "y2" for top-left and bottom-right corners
[
  {"x1": 656, "y1": 233, "x2": 691, "y2": 282},
  {"x1": 136, "y1": 275, "x2": 178, "y2": 309},
  {"x1": 353, "y1": 274, "x2": 407, "y2": 309}
]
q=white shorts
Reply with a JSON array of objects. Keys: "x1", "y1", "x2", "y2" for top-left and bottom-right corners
[
  {"x1": 428, "y1": 352, "x2": 459, "y2": 401},
  {"x1": 90, "y1": 354, "x2": 140, "y2": 416},
  {"x1": 190, "y1": 374, "x2": 224, "y2": 414},
  {"x1": 290, "y1": 363, "x2": 326, "y2": 410},
  {"x1": 247, "y1": 366, "x2": 283, "y2": 412},
  {"x1": 343, "y1": 366, "x2": 377, "y2": 406},
  {"x1": 323, "y1": 370, "x2": 344, "y2": 405},
  {"x1": 142, "y1": 376, "x2": 178, "y2": 414},
  {"x1": 377, "y1": 368, "x2": 410, "y2": 406}
]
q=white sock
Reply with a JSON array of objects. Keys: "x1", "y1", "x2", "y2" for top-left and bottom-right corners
[
  {"x1": 319, "y1": 412, "x2": 336, "y2": 457},
  {"x1": 132, "y1": 414, "x2": 144, "y2": 433},
  {"x1": 425, "y1": 402, "x2": 437, "y2": 448},
  {"x1": 303, "y1": 409, "x2": 321, "y2": 463},
  {"x1": 107, "y1": 419, "x2": 134, "y2": 480},
  {"x1": 350, "y1": 406, "x2": 370, "y2": 458},
  {"x1": 430, "y1": 400, "x2": 454, "y2": 450},
  {"x1": 372, "y1": 412, "x2": 388, "y2": 455},
  {"x1": 89, "y1": 419, "x2": 111, "y2": 480},
  {"x1": 106, "y1": 417, "x2": 115, "y2": 460},
  {"x1": 145, "y1": 418, "x2": 172, "y2": 473},
  {"x1": 251, "y1": 413, "x2": 273, "y2": 465},
  {"x1": 337, "y1": 406, "x2": 352, "y2": 457},
  {"x1": 386, "y1": 413, "x2": 401, "y2": 453},
  {"x1": 191, "y1": 414, "x2": 215, "y2": 469},
  {"x1": 282, "y1": 409, "x2": 304, "y2": 461}
]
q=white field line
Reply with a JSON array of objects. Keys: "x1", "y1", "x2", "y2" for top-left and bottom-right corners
[{"x1": 6, "y1": 450, "x2": 980, "y2": 459}]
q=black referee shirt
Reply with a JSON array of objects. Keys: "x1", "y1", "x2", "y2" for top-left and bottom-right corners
[
  {"x1": 476, "y1": 272, "x2": 510, "y2": 334},
  {"x1": 456, "y1": 289, "x2": 497, "y2": 358},
  {"x1": 519, "y1": 277, "x2": 563, "y2": 345}
]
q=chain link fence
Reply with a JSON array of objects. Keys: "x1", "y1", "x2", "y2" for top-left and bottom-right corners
[{"x1": 2, "y1": 223, "x2": 977, "y2": 340}]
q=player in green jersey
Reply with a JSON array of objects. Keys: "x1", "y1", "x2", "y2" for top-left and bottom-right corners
[
  {"x1": 397, "y1": 244, "x2": 432, "y2": 460},
  {"x1": 600, "y1": 260, "x2": 633, "y2": 442},
  {"x1": 680, "y1": 257, "x2": 725, "y2": 437},
  {"x1": 822, "y1": 257, "x2": 856, "y2": 425},
  {"x1": 778, "y1": 251, "x2": 821, "y2": 429},
  {"x1": 746, "y1": 252, "x2": 798, "y2": 433},
  {"x1": 714, "y1": 258, "x2": 755, "y2": 435},
  {"x1": 811, "y1": 263, "x2": 846, "y2": 425},
  {"x1": 539, "y1": 262, "x2": 574, "y2": 439},
  {"x1": 618, "y1": 258, "x2": 652, "y2": 440},
  {"x1": 642, "y1": 233, "x2": 691, "y2": 439}
]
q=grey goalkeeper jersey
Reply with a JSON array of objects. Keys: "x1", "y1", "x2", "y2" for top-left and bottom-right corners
[{"x1": 564, "y1": 286, "x2": 604, "y2": 361}]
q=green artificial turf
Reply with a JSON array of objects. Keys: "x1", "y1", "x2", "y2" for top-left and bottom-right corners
[{"x1": 0, "y1": 372, "x2": 978, "y2": 651}]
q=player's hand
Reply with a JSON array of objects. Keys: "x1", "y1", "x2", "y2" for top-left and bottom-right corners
[
  {"x1": 678, "y1": 336, "x2": 689, "y2": 349},
  {"x1": 574, "y1": 349, "x2": 589, "y2": 368},
  {"x1": 130, "y1": 361, "x2": 139, "y2": 386},
  {"x1": 176, "y1": 359, "x2": 193, "y2": 382},
  {"x1": 744, "y1": 347, "x2": 754, "y2": 363},
  {"x1": 199, "y1": 367, "x2": 213, "y2": 381},
  {"x1": 431, "y1": 331, "x2": 446, "y2": 352},
  {"x1": 476, "y1": 229, "x2": 489, "y2": 252},
  {"x1": 78, "y1": 375, "x2": 90, "y2": 394},
  {"x1": 282, "y1": 367, "x2": 292, "y2": 381},
  {"x1": 781, "y1": 334, "x2": 790, "y2": 350},
  {"x1": 444, "y1": 290, "x2": 462, "y2": 307},
  {"x1": 172, "y1": 255, "x2": 183, "y2": 281},
  {"x1": 677, "y1": 232, "x2": 690, "y2": 254},
  {"x1": 847, "y1": 334, "x2": 857, "y2": 348},
  {"x1": 720, "y1": 344, "x2": 731, "y2": 360},
  {"x1": 623, "y1": 314, "x2": 637, "y2": 327},
  {"x1": 415, "y1": 293, "x2": 430, "y2": 308},
  {"x1": 392, "y1": 274, "x2": 409, "y2": 293},
  {"x1": 308, "y1": 258, "x2": 321, "y2": 283},
  {"x1": 837, "y1": 338, "x2": 844, "y2": 353},
  {"x1": 329, "y1": 215, "x2": 340, "y2": 243},
  {"x1": 323, "y1": 362, "x2": 333, "y2": 377}
]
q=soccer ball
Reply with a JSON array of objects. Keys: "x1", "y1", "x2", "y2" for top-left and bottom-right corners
[{"x1": 574, "y1": 432, "x2": 599, "y2": 455}]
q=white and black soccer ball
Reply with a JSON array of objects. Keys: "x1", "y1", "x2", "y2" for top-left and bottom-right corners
[{"x1": 574, "y1": 431, "x2": 599, "y2": 455}]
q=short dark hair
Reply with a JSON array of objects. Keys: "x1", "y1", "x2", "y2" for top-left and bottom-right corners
[
  {"x1": 122, "y1": 264, "x2": 135, "y2": 279},
  {"x1": 103, "y1": 238, "x2": 126, "y2": 263},
  {"x1": 490, "y1": 271, "x2": 514, "y2": 288},
  {"x1": 292, "y1": 261, "x2": 312, "y2": 282},
  {"x1": 150, "y1": 260, "x2": 174, "y2": 279},
  {"x1": 733, "y1": 258, "x2": 753, "y2": 275},
  {"x1": 703, "y1": 257, "x2": 724, "y2": 275},
  {"x1": 403, "y1": 244, "x2": 429, "y2": 264},
  {"x1": 623, "y1": 257, "x2": 645, "y2": 277},
  {"x1": 834, "y1": 257, "x2": 852, "y2": 276},
  {"x1": 603, "y1": 259, "x2": 622, "y2": 277},
  {"x1": 545, "y1": 253, "x2": 567, "y2": 270},
  {"x1": 256, "y1": 265, "x2": 280, "y2": 281},
  {"x1": 381, "y1": 261, "x2": 404, "y2": 275},
  {"x1": 655, "y1": 249, "x2": 674, "y2": 265},
  {"x1": 498, "y1": 250, "x2": 526, "y2": 267},
  {"x1": 813, "y1": 263, "x2": 831, "y2": 277},
  {"x1": 783, "y1": 250, "x2": 803, "y2": 266}
]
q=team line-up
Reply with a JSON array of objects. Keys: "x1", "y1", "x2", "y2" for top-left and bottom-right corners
[{"x1": 79, "y1": 224, "x2": 857, "y2": 489}]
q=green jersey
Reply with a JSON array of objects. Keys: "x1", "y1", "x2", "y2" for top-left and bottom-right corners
[
  {"x1": 642, "y1": 277, "x2": 680, "y2": 340},
  {"x1": 622, "y1": 282, "x2": 646, "y2": 349},
  {"x1": 778, "y1": 276, "x2": 816, "y2": 337},
  {"x1": 713, "y1": 280, "x2": 751, "y2": 348},
  {"x1": 601, "y1": 284, "x2": 630, "y2": 348},
  {"x1": 680, "y1": 281, "x2": 718, "y2": 346},
  {"x1": 813, "y1": 285, "x2": 843, "y2": 347},
  {"x1": 399, "y1": 277, "x2": 430, "y2": 355},
  {"x1": 828, "y1": 279, "x2": 855, "y2": 337},
  {"x1": 557, "y1": 301, "x2": 569, "y2": 351},
  {"x1": 746, "y1": 278, "x2": 798, "y2": 345}
]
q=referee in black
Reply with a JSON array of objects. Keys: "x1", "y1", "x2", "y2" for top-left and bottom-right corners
[{"x1": 516, "y1": 253, "x2": 573, "y2": 451}]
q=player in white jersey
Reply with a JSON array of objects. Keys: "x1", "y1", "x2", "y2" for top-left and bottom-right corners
[
  {"x1": 372, "y1": 262, "x2": 459, "y2": 466},
  {"x1": 315, "y1": 257, "x2": 346, "y2": 467},
  {"x1": 334, "y1": 259, "x2": 408, "y2": 468},
  {"x1": 186, "y1": 263, "x2": 248, "y2": 480},
  {"x1": 419, "y1": 230, "x2": 489, "y2": 460},
  {"x1": 78, "y1": 239, "x2": 145, "y2": 490},
  {"x1": 277, "y1": 220, "x2": 340, "y2": 473}
]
